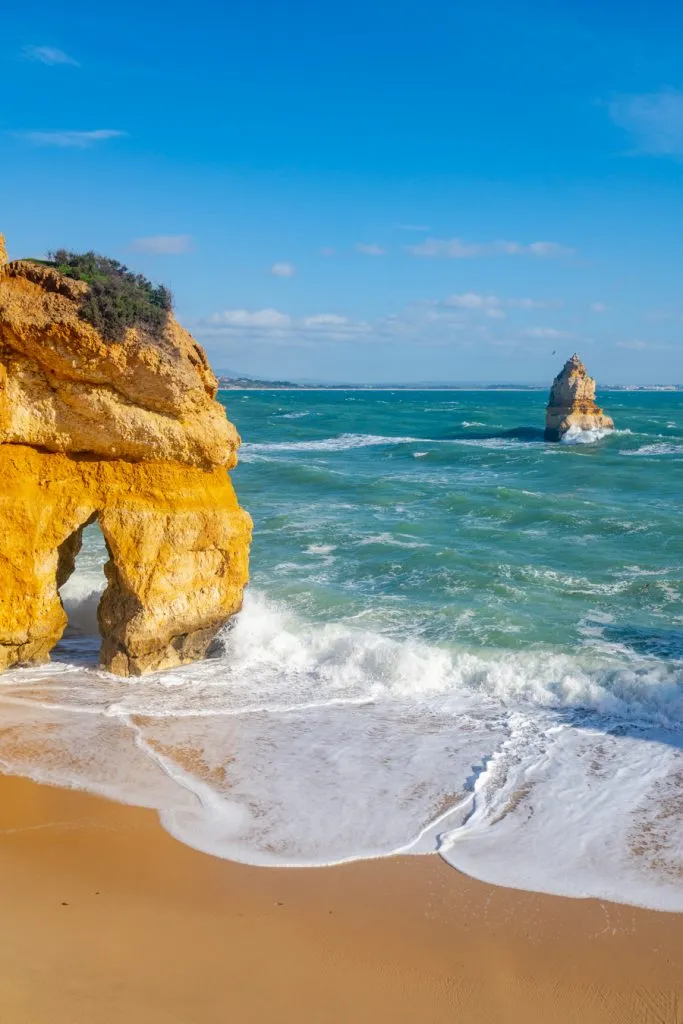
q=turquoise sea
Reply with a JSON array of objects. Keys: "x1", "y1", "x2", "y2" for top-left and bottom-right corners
[{"x1": 1, "y1": 389, "x2": 682, "y2": 910}]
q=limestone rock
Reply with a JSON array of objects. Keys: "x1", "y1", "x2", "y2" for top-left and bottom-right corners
[
  {"x1": 0, "y1": 260, "x2": 239, "y2": 467},
  {"x1": 544, "y1": 354, "x2": 614, "y2": 442},
  {"x1": 0, "y1": 248, "x2": 251, "y2": 676},
  {"x1": 0, "y1": 234, "x2": 7, "y2": 266}
]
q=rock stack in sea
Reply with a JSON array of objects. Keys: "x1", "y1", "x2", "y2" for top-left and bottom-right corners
[
  {"x1": 0, "y1": 236, "x2": 252, "y2": 675},
  {"x1": 544, "y1": 353, "x2": 614, "y2": 442}
]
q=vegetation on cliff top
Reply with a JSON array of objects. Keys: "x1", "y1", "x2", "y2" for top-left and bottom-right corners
[{"x1": 38, "y1": 250, "x2": 173, "y2": 342}]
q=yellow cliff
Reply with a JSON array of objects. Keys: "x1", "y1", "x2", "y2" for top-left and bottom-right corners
[{"x1": 0, "y1": 237, "x2": 251, "y2": 676}]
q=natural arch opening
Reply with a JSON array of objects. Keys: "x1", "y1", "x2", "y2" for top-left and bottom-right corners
[{"x1": 55, "y1": 515, "x2": 109, "y2": 664}]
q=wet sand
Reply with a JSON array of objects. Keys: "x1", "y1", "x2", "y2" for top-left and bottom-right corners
[{"x1": 0, "y1": 773, "x2": 682, "y2": 1023}]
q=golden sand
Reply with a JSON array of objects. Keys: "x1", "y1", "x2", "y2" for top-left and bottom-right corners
[{"x1": 0, "y1": 773, "x2": 681, "y2": 1023}]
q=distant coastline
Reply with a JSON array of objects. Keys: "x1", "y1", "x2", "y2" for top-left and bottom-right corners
[{"x1": 218, "y1": 376, "x2": 681, "y2": 392}]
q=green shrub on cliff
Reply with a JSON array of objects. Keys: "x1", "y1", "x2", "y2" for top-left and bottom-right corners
[{"x1": 46, "y1": 250, "x2": 173, "y2": 342}]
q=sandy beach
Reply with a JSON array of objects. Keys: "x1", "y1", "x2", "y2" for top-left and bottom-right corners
[{"x1": 0, "y1": 773, "x2": 680, "y2": 1023}]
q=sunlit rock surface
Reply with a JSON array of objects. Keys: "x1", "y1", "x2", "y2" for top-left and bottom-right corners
[
  {"x1": 544, "y1": 353, "x2": 614, "y2": 442},
  {"x1": 0, "y1": 237, "x2": 251, "y2": 675}
]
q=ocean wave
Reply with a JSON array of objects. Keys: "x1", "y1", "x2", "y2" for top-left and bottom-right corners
[
  {"x1": 620, "y1": 443, "x2": 683, "y2": 457},
  {"x1": 356, "y1": 532, "x2": 430, "y2": 549},
  {"x1": 18, "y1": 589, "x2": 683, "y2": 737},
  {"x1": 242, "y1": 433, "x2": 424, "y2": 453},
  {"x1": 3, "y1": 589, "x2": 683, "y2": 907},
  {"x1": 306, "y1": 544, "x2": 337, "y2": 555},
  {"x1": 559, "y1": 424, "x2": 615, "y2": 445}
]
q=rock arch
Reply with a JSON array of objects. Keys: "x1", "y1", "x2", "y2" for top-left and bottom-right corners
[{"x1": 0, "y1": 240, "x2": 251, "y2": 676}]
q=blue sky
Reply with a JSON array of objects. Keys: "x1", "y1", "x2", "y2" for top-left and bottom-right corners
[{"x1": 3, "y1": 0, "x2": 683, "y2": 383}]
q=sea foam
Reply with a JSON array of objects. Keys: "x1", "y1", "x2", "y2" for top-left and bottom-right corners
[{"x1": 1, "y1": 589, "x2": 682, "y2": 909}]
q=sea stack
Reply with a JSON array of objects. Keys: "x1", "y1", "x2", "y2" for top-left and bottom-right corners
[
  {"x1": 0, "y1": 238, "x2": 252, "y2": 675},
  {"x1": 544, "y1": 353, "x2": 614, "y2": 442}
]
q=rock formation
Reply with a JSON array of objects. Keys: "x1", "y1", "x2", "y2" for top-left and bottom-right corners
[
  {"x1": 0, "y1": 237, "x2": 251, "y2": 675},
  {"x1": 544, "y1": 354, "x2": 614, "y2": 442}
]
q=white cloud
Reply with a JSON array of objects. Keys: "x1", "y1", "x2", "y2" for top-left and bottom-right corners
[
  {"x1": 609, "y1": 90, "x2": 683, "y2": 156},
  {"x1": 303, "y1": 314, "x2": 349, "y2": 327},
  {"x1": 356, "y1": 243, "x2": 387, "y2": 256},
  {"x1": 444, "y1": 292, "x2": 501, "y2": 309},
  {"x1": 590, "y1": 302, "x2": 608, "y2": 313},
  {"x1": 23, "y1": 45, "x2": 79, "y2": 66},
  {"x1": 270, "y1": 261, "x2": 296, "y2": 277},
  {"x1": 440, "y1": 293, "x2": 560, "y2": 314},
  {"x1": 525, "y1": 241, "x2": 571, "y2": 257},
  {"x1": 200, "y1": 307, "x2": 373, "y2": 347},
  {"x1": 20, "y1": 129, "x2": 126, "y2": 148},
  {"x1": 211, "y1": 309, "x2": 291, "y2": 328},
  {"x1": 132, "y1": 235, "x2": 192, "y2": 255},
  {"x1": 615, "y1": 339, "x2": 670, "y2": 351},
  {"x1": 408, "y1": 238, "x2": 483, "y2": 258},
  {"x1": 406, "y1": 237, "x2": 573, "y2": 258},
  {"x1": 196, "y1": 296, "x2": 574, "y2": 353},
  {"x1": 520, "y1": 327, "x2": 570, "y2": 339},
  {"x1": 508, "y1": 297, "x2": 562, "y2": 309}
]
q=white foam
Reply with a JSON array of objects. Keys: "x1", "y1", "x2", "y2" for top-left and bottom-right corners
[
  {"x1": 1, "y1": 587, "x2": 683, "y2": 908},
  {"x1": 242, "y1": 433, "x2": 423, "y2": 453},
  {"x1": 439, "y1": 720, "x2": 683, "y2": 912},
  {"x1": 620, "y1": 443, "x2": 683, "y2": 457},
  {"x1": 357, "y1": 532, "x2": 430, "y2": 549},
  {"x1": 560, "y1": 424, "x2": 615, "y2": 445}
]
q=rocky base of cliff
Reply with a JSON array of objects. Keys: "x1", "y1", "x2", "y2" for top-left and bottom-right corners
[{"x1": 0, "y1": 445, "x2": 251, "y2": 677}]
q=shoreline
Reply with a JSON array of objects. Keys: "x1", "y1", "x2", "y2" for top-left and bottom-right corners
[{"x1": 1, "y1": 772, "x2": 682, "y2": 1022}]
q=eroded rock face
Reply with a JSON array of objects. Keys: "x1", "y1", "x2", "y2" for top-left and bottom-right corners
[
  {"x1": 0, "y1": 240, "x2": 251, "y2": 675},
  {"x1": 544, "y1": 354, "x2": 614, "y2": 442}
]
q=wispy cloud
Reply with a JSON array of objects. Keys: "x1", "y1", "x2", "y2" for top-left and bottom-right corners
[
  {"x1": 440, "y1": 293, "x2": 561, "y2": 315},
  {"x1": 20, "y1": 129, "x2": 126, "y2": 148},
  {"x1": 442, "y1": 293, "x2": 506, "y2": 319},
  {"x1": 520, "y1": 326, "x2": 570, "y2": 339},
  {"x1": 198, "y1": 298, "x2": 562, "y2": 351},
  {"x1": 270, "y1": 261, "x2": 296, "y2": 277},
  {"x1": 608, "y1": 90, "x2": 683, "y2": 156},
  {"x1": 303, "y1": 314, "x2": 349, "y2": 327},
  {"x1": 320, "y1": 247, "x2": 336, "y2": 257},
  {"x1": 132, "y1": 235, "x2": 192, "y2": 255},
  {"x1": 23, "y1": 45, "x2": 80, "y2": 67},
  {"x1": 508, "y1": 297, "x2": 562, "y2": 309},
  {"x1": 590, "y1": 302, "x2": 608, "y2": 313},
  {"x1": 210, "y1": 309, "x2": 292, "y2": 328},
  {"x1": 615, "y1": 339, "x2": 670, "y2": 351},
  {"x1": 356, "y1": 243, "x2": 387, "y2": 256},
  {"x1": 202, "y1": 308, "x2": 369, "y2": 345},
  {"x1": 406, "y1": 237, "x2": 573, "y2": 258},
  {"x1": 443, "y1": 293, "x2": 500, "y2": 309}
]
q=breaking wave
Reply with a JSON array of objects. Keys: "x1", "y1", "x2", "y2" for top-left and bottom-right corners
[{"x1": 2, "y1": 590, "x2": 683, "y2": 909}]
